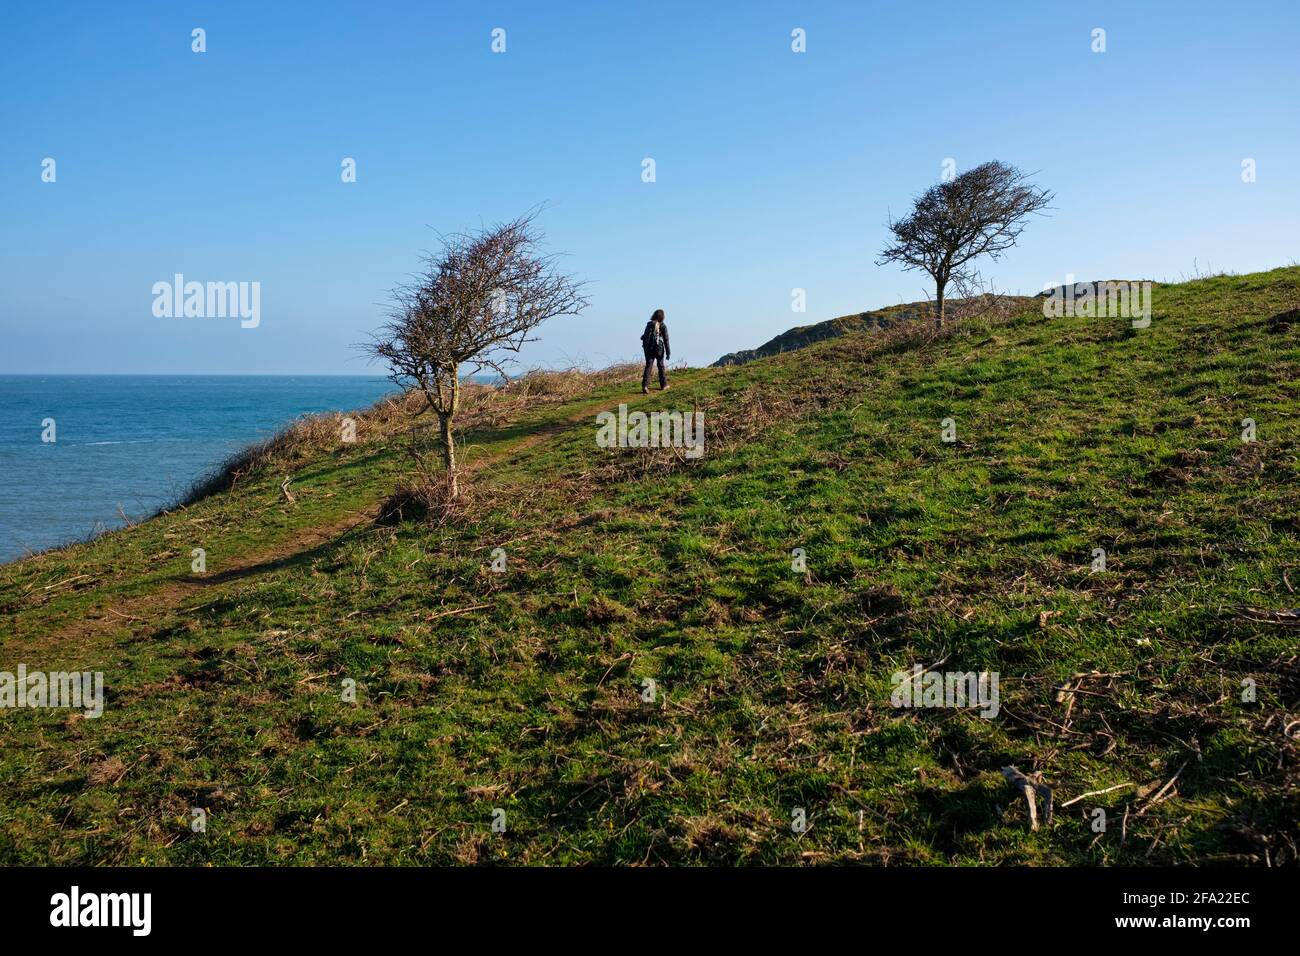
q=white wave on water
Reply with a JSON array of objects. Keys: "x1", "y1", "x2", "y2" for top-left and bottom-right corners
[{"x1": 80, "y1": 438, "x2": 194, "y2": 446}]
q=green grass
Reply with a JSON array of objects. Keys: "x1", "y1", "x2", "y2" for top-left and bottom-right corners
[{"x1": 2, "y1": 268, "x2": 1298, "y2": 865}]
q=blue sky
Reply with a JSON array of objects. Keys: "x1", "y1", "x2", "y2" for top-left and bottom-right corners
[{"x1": 2, "y1": 0, "x2": 1297, "y2": 374}]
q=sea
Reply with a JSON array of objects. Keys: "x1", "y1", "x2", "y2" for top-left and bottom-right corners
[{"x1": 0, "y1": 375, "x2": 397, "y2": 564}]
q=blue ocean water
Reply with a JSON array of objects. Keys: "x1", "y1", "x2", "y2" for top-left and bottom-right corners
[{"x1": 0, "y1": 375, "x2": 396, "y2": 564}]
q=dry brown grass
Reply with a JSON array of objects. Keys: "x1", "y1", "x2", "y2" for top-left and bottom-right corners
[
  {"x1": 504, "y1": 363, "x2": 640, "y2": 401},
  {"x1": 172, "y1": 369, "x2": 608, "y2": 512},
  {"x1": 375, "y1": 478, "x2": 462, "y2": 527},
  {"x1": 185, "y1": 363, "x2": 622, "y2": 529}
]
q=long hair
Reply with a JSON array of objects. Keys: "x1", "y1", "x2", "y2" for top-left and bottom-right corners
[{"x1": 651, "y1": 309, "x2": 665, "y2": 323}]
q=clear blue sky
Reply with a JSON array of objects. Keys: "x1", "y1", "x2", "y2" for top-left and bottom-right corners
[{"x1": 2, "y1": 0, "x2": 1297, "y2": 374}]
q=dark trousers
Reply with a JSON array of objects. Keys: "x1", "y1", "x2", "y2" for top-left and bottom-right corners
[{"x1": 642, "y1": 352, "x2": 666, "y2": 389}]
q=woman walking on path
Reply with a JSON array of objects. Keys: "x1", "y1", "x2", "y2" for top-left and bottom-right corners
[{"x1": 640, "y1": 309, "x2": 671, "y2": 393}]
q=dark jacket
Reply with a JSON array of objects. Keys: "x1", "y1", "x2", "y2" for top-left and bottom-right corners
[{"x1": 641, "y1": 320, "x2": 670, "y2": 359}]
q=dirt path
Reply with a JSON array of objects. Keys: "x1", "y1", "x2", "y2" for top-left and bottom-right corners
[{"x1": 43, "y1": 389, "x2": 647, "y2": 648}]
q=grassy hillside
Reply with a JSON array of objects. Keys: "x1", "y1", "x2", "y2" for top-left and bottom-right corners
[
  {"x1": 710, "y1": 300, "x2": 930, "y2": 367},
  {"x1": 2, "y1": 268, "x2": 1299, "y2": 865}
]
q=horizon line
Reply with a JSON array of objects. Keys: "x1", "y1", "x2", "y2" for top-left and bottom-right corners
[{"x1": 0, "y1": 372, "x2": 395, "y2": 378}]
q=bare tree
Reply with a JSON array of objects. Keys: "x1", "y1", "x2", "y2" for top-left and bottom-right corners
[
  {"x1": 365, "y1": 212, "x2": 588, "y2": 498},
  {"x1": 878, "y1": 161, "x2": 1052, "y2": 329}
]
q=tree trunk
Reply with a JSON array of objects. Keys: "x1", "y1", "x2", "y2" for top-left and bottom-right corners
[
  {"x1": 439, "y1": 411, "x2": 458, "y2": 499},
  {"x1": 441, "y1": 369, "x2": 462, "y2": 498},
  {"x1": 934, "y1": 281, "x2": 946, "y2": 330},
  {"x1": 421, "y1": 367, "x2": 462, "y2": 499}
]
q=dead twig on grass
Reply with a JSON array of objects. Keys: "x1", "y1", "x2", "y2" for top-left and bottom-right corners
[
  {"x1": 1060, "y1": 782, "x2": 1136, "y2": 808},
  {"x1": 1136, "y1": 762, "x2": 1187, "y2": 817},
  {"x1": 423, "y1": 603, "x2": 491, "y2": 622},
  {"x1": 596, "y1": 653, "x2": 636, "y2": 688},
  {"x1": 1001, "y1": 766, "x2": 1053, "y2": 831},
  {"x1": 1233, "y1": 605, "x2": 1300, "y2": 626}
]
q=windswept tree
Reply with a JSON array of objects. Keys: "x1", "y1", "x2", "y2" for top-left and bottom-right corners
[
  {"x1": 366, "y1": 212, "x2": 588, "y2": 498},
  {"x1": 878, "y1": 161, "x2": 1052, "y2": 329}
]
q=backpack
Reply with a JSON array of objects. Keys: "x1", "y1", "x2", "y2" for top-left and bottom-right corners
[{"x1": 643, "y1": 321, "x2": 665, "y2": 354}]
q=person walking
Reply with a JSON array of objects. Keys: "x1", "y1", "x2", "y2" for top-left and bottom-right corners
[{"x1": 640, "y1": 309, "x2": 671, "y2": 393}]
